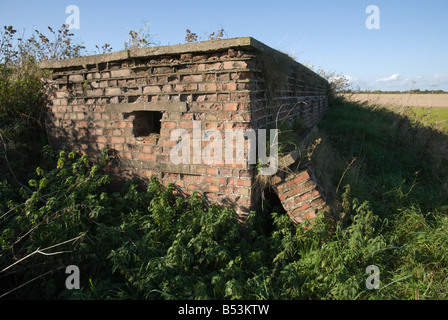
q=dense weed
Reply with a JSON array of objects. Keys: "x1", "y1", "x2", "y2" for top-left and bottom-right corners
[{"x1": 0, "y1": 145, "x2": 447, "y2": 299}]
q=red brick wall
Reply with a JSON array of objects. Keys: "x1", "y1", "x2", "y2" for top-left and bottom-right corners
[
  {"x1": 273, "y1": 169, "x2": 327, "y2": 225},
  {"x1": 41, "y1": 38, "x2": 329, "y2": 219}
]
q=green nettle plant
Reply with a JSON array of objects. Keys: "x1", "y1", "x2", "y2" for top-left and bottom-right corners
[
  {"x1": 0, "y1": 150, "x2": 271, "y2": 299},
  {"x1": 1, "y1": 149, "x2": 447, "y2": 299}
]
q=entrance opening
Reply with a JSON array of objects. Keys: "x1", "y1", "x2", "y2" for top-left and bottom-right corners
[{"x1": 259, "y1": 187, "x2": 287, "y2": 235}]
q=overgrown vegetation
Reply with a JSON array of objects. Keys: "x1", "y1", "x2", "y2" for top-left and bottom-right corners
[
  {"x1": 185, "y1": 28, "x2": 226, "y2": 43},
  {"x1": 2, "y1": 137, "x2": 447, "y2": 299},
  {"x1": 124, "y1": 22, "x2": 156, "y2": 50},
  {"x1": 1, "y1": 25, "x2": 448, "y2": 300}
]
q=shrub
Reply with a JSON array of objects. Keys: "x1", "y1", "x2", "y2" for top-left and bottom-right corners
[{"x1": 1, "y1": 146, "x2": 448, "y2": 299}]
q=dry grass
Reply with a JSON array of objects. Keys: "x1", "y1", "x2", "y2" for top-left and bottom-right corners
[{"x1": 345, "y1": 93, "x2": 448, "y2": 108}]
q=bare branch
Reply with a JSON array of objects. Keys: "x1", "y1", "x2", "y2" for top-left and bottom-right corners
[{"x1": 1, "y1": 233, "x2": 86, "y2": 273}]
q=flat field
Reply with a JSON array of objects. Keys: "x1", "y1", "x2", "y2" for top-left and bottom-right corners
[
  {"x1": 346, "y1": 93, "x2": 448, "y2": 108},
  {"x1": 344, "y1": 93, "x2": 448, "y2": 131}
]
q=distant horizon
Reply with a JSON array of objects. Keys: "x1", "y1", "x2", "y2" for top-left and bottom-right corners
[{"x1": 345, "y1": 89, "x2": 447, "y2": 93}]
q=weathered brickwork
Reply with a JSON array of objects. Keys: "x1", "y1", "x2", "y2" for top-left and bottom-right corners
[
  {"x1": 40, "y1": 37, "x2": 329, "y2": 221},
  {"x1": 272, "y1": 168, "x2": 327, "y2": 225}
]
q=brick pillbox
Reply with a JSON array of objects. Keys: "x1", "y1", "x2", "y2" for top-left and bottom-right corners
[{"x1": 39, "y1": 37, "x2": 329, "y2": 223}]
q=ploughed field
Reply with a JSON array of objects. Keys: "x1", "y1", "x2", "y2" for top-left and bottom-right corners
[{"x1": 346, "y1": 93, "x2": 448, "y2": 108}]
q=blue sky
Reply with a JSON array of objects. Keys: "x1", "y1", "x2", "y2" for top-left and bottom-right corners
[{"x1": 1, "y1": 0, "x2": 447, "y2": 91}]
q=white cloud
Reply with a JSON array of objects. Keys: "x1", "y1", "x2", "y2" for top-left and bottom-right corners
[
  {"x1": 434, "y1": 73, "x2": 447, "y2": 79},
  {"x1": 376, "y1": 73, "x2": 400, "y2": 82},
  {"x1": 344, "y1": 75, "x2": 353, "y2": 82}
]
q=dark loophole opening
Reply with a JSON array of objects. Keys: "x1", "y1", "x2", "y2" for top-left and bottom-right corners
[{"x1": 132, "y1": 111, "x2": 162, "y2": 137}]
